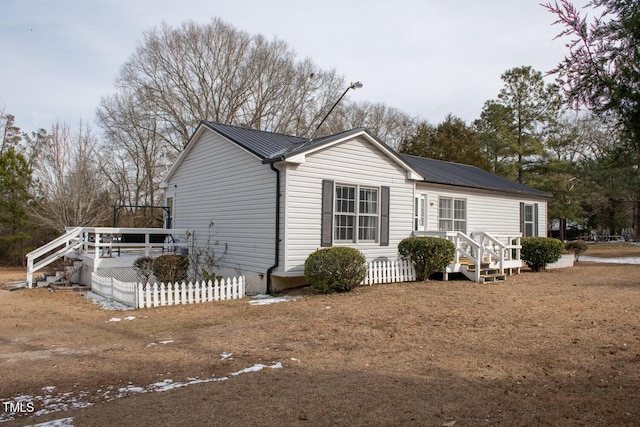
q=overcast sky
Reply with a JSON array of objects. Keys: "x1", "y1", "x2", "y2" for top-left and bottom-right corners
[{"x1": 0, "y1": 0, "x2": 587, "y2": 134}]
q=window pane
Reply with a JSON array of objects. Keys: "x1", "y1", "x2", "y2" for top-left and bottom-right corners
[
  {"x1": 359, "y1": 188, "x2": 378, "y2": 214},
  {"x1": 524, "y1": 205, "x2": 533, "y2": 222},
  {"x1": 336, "y1": 186, "x2": 355, "y2": 213},
  {"x1": 439, "y1": 219, "x2": 453, "y2": 231},
  {"x1": 334, "y1": 215, "x2": 354, "y2": 241},
  {"x1": 454, "y1": 199, "x2": 466, "y2": 220},
  {"x1": 525, "y1": 223, "x2": 534, "y2": 237},
  {"x1": 358, "y1": 216, "x2": 378, "y2": 241},
  {"x1": 439, "y1": 198, "x2": 452, "y2": 219}
]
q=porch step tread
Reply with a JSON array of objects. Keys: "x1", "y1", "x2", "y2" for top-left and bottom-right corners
[{"x1": 480, "y1": 273, "x2": 507, "y2": 283}]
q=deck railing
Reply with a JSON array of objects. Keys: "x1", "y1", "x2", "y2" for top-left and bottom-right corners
[
  {"x1": 413, "y1": 230, "x2": 522, "y2": 281},
  {"x1": 26, "y1": 227, "x2": 189, "y2": 287}
]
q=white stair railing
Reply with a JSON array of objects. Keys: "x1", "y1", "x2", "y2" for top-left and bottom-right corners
[{"x1": 25, "y1": 226, "x2": 84, "y2": 287}]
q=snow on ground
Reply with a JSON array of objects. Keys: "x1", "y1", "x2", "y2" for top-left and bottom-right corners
[
  {"x1": 84, "y1": 292, "x2": 135, "y2": 311},
  {"x1": 84, "y1": 291, "x2": 302, "y2": 311},
  {"x1": 26, "y1": 417, "x2": 74, "y2": 426},
  {"x1": 0, "y1": 362, "x2": 283, "y2": 424},
  {"x1": 580, "y1": 256, "x2": 640, "y2": 264},
  {"x1": 248, "y1": 294, "x2": 301, "y2": 305}
]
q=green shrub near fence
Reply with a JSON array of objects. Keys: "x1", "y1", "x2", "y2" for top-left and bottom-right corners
[
  {"x1": 521, "y1": 237, "x2": 563, "y2": 272},
  {"x1": 398, "y1": 237, "x2": 455, "y2": 281},
  {"x1": 304, "y1": 247, "x2": 367, "y2": 294}
]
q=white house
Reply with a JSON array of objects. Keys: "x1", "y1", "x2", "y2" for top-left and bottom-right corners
[{"x1": 161, "y1": 122, "x2": 549, "y2": 294}]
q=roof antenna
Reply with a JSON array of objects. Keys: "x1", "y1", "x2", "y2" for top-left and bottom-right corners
[{"x1": 309, "y1": 81, "x2": 363, "y2": 141}]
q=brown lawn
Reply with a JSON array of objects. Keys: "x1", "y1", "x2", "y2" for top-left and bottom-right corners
[{"x1": 0, "y1": 243, "x2": 639, "y2": 426}]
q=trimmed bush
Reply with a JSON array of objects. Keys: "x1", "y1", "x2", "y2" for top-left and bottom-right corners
[
  {"x1": 304, "y1": 247, "x2": 367, "y2": 294},
  {"x1": 133, "y1": 256, "x2": 154, "y2": 284},
  {"x1": 398, "y1": 236, "x2": 455, "y2": 281},
  {"x1": 564, "y1": 240, "x2": 588, "y2": 261},
  {"x1": 152, "y1": 254, "x2": 190, "y2": 283},
  {"x1": 521, "y1": 237, "x2": 563, "y2": 272}
]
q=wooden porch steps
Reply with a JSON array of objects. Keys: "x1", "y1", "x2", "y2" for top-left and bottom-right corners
[{"x1": 460, "y1": 257, "x2": 507, "y2": 283}]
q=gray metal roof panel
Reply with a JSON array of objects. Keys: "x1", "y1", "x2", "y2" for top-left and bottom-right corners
[
  {"x1": 202, "y1": 122, "x2": 306, "y2": 159},
  {"x1": 200, "y1": 122, "x2": 548, "y2": 198},
  {"x1": 401, "y1": 154, "x2": 550, "y2": 197}
]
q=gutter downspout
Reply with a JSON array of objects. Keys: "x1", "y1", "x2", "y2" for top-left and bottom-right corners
[{"x1": 266, "y1": 160, "x2": 282, "y2": 294}]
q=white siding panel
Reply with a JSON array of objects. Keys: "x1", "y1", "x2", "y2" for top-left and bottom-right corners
[
  {"x1": 283, "y1": 136, "x2": 415, "y2": 275},
  {"x1": 167, "y1": 130, "x2": 276, "y2": 274},
  {"x1": 418, "y1": 183, "x2": 548, "y2": 236}
]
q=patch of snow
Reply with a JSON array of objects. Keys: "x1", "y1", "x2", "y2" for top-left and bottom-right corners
[
  {"x1": 26, "y1": 417, "x2": 74, "y2": 426},
  {"x1": 230, "y1": 362, "x2": 283, "y2": 376},
  {"x1": 580, "y1": 256, "x2": 640, "y2": 264},
  {"x1": 220, "y1": 352, "x2": 233, "y2": 360},
  {"x1": 124, "y1": 316, "x2": 136, "y2": 321},
  {"x1": 0, "y1": 362, "x2": 282, "y2": 424},
  {"x1": 107, "y1": 318, "x2": 121, "y2": 322},
  {"x1": 84, "y1": 292, "x2": 135, "y2": 311},
  {"x1": 248, "y1": 295, "x2": 300, "y2": 305},
  {"x1": 146, "y1": 340, "x2": 173, "y2": 347}
]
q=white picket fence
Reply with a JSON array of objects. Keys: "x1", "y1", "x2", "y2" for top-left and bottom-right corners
[
  {"x1": 91, "y1": 273, "x2": 138, "y2": 307},
  {"x1": 546, "y1": 253, "x2": 575, "y2": 270},
  {"x1": 138, "y1": 277, "x2": 245, "y2": 309},
  {"x1": 90, "y1": 273, "x2": 245, "y2": 309},
  {"x1": 363, "y1": 258, "x2": 416, "y2": 285}
]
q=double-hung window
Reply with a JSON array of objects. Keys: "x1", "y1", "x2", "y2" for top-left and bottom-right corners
[
  {"x1": 334, "y1": 185, "x2": 379, "y2": 242},
  {"x1": 438, "y1": 197, "x2": 466, "y2": 233},
  {"x1": 523, "y1": 204, "x2": 535, "y2": 237}
]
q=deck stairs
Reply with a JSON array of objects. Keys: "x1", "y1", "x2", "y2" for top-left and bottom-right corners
[
  {"x1": 416, "y1": 230, "x2": 522, "y2": 283},
  {"x1": 459, "y1": 257, "x2": 507, "y2": 283}
]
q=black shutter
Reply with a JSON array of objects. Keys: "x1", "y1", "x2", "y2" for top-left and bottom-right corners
[
  {"x1": 519, "y1": 202, "x2": 525, "y2": 235},
  {"x1": 534, "y1": 203, "x2": 539, "y2": 236},
  {"x1": 380, "y1": 186, "x2": 390, "y2": 246},
  {"x1": 321, "y1": 180, "x2": 334, "y2": 247}
]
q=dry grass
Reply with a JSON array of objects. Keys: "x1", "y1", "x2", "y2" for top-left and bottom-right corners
[{"x1": 0, "y1": 245, "x2": 639, "y2": 426}]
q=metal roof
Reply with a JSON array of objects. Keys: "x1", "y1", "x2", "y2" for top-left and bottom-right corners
[
  {"x1": 202, "y1": 122, "x2": 307, "y2": 159},
  {"x1": 201, "y1": 122, "x2": 548, "y2": 197},
  {"x1": 401, "y1": 154, "x2": 549, "y2": 197}
]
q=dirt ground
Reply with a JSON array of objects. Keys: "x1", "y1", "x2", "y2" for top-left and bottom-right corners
[{"x1": 1, "y1": 243, "x2": 639, "y2": 426}]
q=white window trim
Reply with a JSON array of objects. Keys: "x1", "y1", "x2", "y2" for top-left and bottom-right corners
[
  {"x1": 523, "y1": 203, "x2": 535, "y2": 237},
  {"x1": 414, "y1": 194, "x2": 428, "y2": 231},
  {"x1": 334, "y1": 184, "x2": 380, "y2": 243},
  {"x1": 438, "y1": 196, "x2": 467, "y2": 233}
]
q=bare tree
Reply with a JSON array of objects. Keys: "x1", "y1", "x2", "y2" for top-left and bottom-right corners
[
  {"x1": 98, "y1": 89, "x2": 170, "y2": 225},
  {"x1": 334, "y1": 101, "x2": 418, "y2": 149},
  {"x1": 101, "y1": 19, "x2": 348, "y2": 151},
  {"x1": 98, "y1": 17, "x2": 422, "y2": 215},
  {"x1": 30, "y1": 122, "x2": 113, "y2": 231}
]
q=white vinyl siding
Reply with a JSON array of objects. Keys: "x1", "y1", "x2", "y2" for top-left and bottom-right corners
[
  {"x1": 420, "y1": 183, "x2": 547, "y2": 237},
  {"x1": 282, "y1": 136, "x2": 415, "y2": 275},
  {"x1": 166, "y1": 130, "x2": 276, "y2": 275}
]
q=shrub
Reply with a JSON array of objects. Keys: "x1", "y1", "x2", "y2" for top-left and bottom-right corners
[
  {"x1": 398, "y1": 237, "x2": 455, "y2": 281},
  {"x1": 133, "y1": 256, "x2": 154, "y2": 284},
  {"x1": 521, "y1": 237, "x2": 563, "y2": 272},
  {"x1": 564, "y1": 240, "x2": 588, "y2": 261},
  {"x1": 152, "y1": 254, "x2": 190, "y2": 283},
  {"x1": 304, "y1": 247, "x2": 367, "y2": 294}
]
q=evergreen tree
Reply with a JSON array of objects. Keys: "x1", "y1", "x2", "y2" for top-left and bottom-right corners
[
  {"x1": 399, "y1": 115, "x2": 490, "y2": 170},
  {"x1": 0, "y1": 147, "x2": 32, "y2": 265}
]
